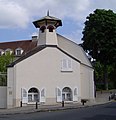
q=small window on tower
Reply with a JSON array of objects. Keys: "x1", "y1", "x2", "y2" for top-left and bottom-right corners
[
  {"x1": 40, "y1": 26, "x2": 46, "y2": 33},
  {"x1": 47, "y1": 25, "x2": 54, "y2": 32}
]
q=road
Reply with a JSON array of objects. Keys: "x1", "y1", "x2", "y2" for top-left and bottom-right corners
[{"x1": 0, "y1": 102, "x2": 116, "y2": 120}]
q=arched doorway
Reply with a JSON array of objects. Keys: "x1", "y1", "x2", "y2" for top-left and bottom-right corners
[
  {"x1": 28, "y1": 87, "x2": 39, "y2": 102},
  {"x1": 62, "y1": 87, "x2": 72, "y2": 101}
]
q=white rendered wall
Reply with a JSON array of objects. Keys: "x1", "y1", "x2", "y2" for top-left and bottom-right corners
[
  {"x1": 7, "y1": 67, "x2": 16, "y2": 108},
  {"x1": 80, "y1": 65, "x2": 95, "y2": 100},
  {"x1": 0, "y1": 87, "x2": 7, "y2": 108},
  {"x1": 13, "y1": 47, "x2": 81, "y2": 107},
  {"x1": 38, "y1": 28, "x2": 58, "y2": 45},
  {"x1": 7, "y1": 47, "x2": 94, "y2": 108}
]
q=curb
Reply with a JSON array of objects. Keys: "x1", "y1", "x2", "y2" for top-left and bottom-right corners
[{"x1": 0, "y1": 101, "x2": 113, "y2": 115}]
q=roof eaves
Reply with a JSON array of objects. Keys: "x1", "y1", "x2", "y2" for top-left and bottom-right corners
[
  {"x1": 7, "y1": 45, "x2": 46, "y2": 67},
  {"x1": 33, "y1": 16, "x2": 62, "y2": 28},
  {"x1": 7, "y1": 45, "x2": 93, "y2": 69},
  {"x1": 57, "y1": 46, "x2": 93, "y2": 69},
  {"x1": 56, "y1": 46, "x2": 81, "y2": 63}
]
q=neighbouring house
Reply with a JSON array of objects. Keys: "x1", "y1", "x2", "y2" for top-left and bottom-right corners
[{"x1": 0, "y1": 13, "x2": 95, "y2": 108}]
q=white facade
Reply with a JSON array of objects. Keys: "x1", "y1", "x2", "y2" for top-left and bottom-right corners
[
  {"x1": 6, "y1": 14, "x2": 95, "y2": 108},
  {"x1": 0, "y1": 87, "x2": 7, "y2": 108}
]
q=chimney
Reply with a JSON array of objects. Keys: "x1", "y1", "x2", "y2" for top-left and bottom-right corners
[{"x1": 32, "y1": 36, "x2": 38, "y2": 41}]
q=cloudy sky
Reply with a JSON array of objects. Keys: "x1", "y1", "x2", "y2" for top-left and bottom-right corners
[{"x1": 0, "y1": 0, "x2": 116, "y2": 43}]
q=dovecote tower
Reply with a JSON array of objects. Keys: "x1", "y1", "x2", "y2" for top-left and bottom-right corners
[{"x1": 33, "y1": 11, "x2": 62, "y2": 46}]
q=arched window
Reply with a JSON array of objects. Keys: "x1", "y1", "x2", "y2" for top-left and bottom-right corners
[
  {"x1": 47, "y1": 25, "x2": 54, "y2": 32},
  {"x1": 28, "y1": 87, "x2": 40, "y2": 102},
  {"x1": 40, "y1": 26, "x2": 46, "y2": 33},
  {"x1": 15, "y1": 48, "x2": 23, "y2": 56},
  {"x1": 62, "y1": 87, "x2": 72, "y2": 101}
]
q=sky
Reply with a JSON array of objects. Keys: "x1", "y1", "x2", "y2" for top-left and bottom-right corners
[{"x1": 0, "y1": 0, "x2": 116, "y2": 44}]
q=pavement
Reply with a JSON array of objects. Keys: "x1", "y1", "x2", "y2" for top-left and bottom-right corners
[{"x1": 0, "y1": 91, "x2": 114, "y2": 115}]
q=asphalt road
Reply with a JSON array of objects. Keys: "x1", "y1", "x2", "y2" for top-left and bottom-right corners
[{"x1": 0, "y1": 102, "x2": 116, "y2": 120}]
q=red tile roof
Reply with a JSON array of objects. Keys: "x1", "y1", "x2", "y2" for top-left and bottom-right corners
[{"x1": 0, "y1": 40, "x2": 38, "y2": 54}]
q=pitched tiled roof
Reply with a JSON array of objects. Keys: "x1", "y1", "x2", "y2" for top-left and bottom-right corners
[{"x1": 0, "y1": 40, "x2": 37, "y2": 54}]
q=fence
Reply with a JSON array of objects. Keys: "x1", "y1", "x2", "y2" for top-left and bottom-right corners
[{"x1": 0, "y1": 72, "x2": 7, "y2": 86}]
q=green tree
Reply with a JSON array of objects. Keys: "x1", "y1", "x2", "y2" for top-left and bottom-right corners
[
  {"x1": 93, "y1": 61, "x2": 114, "y2": 90},
  {"x1": 0, "y1": 52, "x2": 14, "y2": 86},
  {"x1": 82, "y1": 9, "x2": 116, "y2": 90},
  {"x1": 109, "y1": 64, "x2": 116, "y2": 89}
]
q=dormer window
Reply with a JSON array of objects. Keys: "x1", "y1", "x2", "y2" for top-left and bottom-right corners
[
  {"x1": 40, "y1": 26, "x2": 46, "y2": 33},
  {"x1": 47, "y1": 25, "x2": 54, "y2": 32},
  {"x1": 15, "y1": 48, "x2": 23, "y2": 56},
  {"x1": 0, "y1": 49, "x2": 4, "y2": 56},
  {"x1": 5, "y1": 48, "x2": 13, "y2": 55}
]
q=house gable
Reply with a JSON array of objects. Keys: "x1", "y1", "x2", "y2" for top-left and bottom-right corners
[
  {"x1": 7, "y1": 45, "x2": 83, "y2": 68},
  {"x1": 6, "y1": 13, "x2": 95, "y2": 108}
]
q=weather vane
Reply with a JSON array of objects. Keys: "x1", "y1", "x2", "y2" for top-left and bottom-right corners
[{"x1": 47, "y1": 10, "x2": 50, "y2": 16}]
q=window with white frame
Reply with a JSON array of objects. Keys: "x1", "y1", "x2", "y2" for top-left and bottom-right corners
[
  {"x1": 0, "y1": 49, "x2": 4, "y2": 56},
  {"x1": 61, "y1": 59, "x2": 73, "y2": 72},
  {"x1": 15, "y1": 48, "x2": 23, "y2": 56},
  {"x1": 5, "y1": 48, "x2": 13, "y2": 55}
]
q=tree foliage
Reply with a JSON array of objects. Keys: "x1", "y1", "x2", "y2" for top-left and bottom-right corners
[
  {"x1": 82, "y1": 9, "x2": 116, "y2": 89},
  {"x1": 0, "y1": 52, "x2": 14, "y2": 72},
  {"x1": 0, "y1": 52, "x2": 14, "y2": 86},
  {"x1": 82, "y1": 9, "x2": 116, "y2": 64},
  {"x1": 93, "y1": 61, "x2": 115, "y2": 90}
]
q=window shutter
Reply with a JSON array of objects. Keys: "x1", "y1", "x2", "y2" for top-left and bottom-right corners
[
  {"x1": 68, "y1": 59, "x2": 72, "y2": 70},
  {"x1": 61, "y1": 59, "x2": 67, "y2": 70},
  {"x1": 40, "y1": 88, "x2": 46, "y2": 103},
  {"x1": 61, "y1": 59, "x2": 72, "y2": 71},
  {"x1": 56, "y1": 87, "x2": 62, "y2": 102},
  {"x1": 21, "y1": 88, "x2": 28, "y2": 103},
  {"x1": 73, "y1": 87, "x2": 78, "y2": 101}
]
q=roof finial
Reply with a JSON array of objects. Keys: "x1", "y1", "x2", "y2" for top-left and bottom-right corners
[{"x1": 47, "y1": 10, "x2": 49, "y2": 16}]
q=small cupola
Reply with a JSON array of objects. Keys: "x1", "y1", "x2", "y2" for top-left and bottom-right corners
[{"x1": 33, "y1": 11, "x2": 62, "y2": 46}]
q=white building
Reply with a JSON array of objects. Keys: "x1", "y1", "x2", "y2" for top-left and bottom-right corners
[{"x1": 0, "y1": 13, "x2": 95, "y2": 108}]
